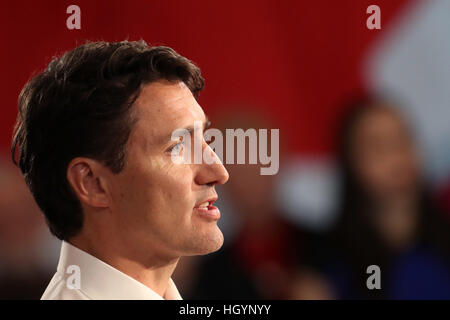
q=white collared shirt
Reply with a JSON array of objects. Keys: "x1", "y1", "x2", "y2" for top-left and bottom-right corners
[{"x1": 41, "y1": 241, "x2": 182, "y2": 300}]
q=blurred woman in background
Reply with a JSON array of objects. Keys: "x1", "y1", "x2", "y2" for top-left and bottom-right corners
[{"x1": 323, "y1": 96, "x2": 450, "y2": 299}]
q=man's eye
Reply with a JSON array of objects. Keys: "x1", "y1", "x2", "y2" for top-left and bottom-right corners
[{"x1": 168, "y1": 141, "x2": 184, "y2": 154}]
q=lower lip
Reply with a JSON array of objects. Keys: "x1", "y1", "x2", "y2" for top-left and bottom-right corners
[{"x1": 193, "y1": 205, "x2": 221, "y2": 221}]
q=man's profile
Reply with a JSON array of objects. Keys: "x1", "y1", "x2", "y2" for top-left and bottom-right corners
[{"x1": 11, "y1": 40, "x2": 229, "y2": 300}]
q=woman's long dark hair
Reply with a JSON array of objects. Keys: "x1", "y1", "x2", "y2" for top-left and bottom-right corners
[{"x1": 330, "y1": 95, "x2": 450, "y2": 299}]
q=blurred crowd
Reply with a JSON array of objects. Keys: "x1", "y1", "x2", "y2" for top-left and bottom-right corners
[
  {"x1": 1, "y1": 95, "x2": 450, "y2": 299},
  {"x1": 172, "y1": 96, "x2": 450, "y2": 300}
]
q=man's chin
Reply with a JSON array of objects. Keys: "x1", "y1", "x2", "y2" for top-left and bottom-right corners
[
  {"x1": 206, "y1": 229, "x2": 224, "y2": 253},
  {"x1": 186, "y1": 228, "x2": 224, "y2": 256}
]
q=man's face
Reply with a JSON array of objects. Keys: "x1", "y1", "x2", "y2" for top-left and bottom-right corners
[{"x1": 106, "y1": 80, "x2": 229, "y2": 259}]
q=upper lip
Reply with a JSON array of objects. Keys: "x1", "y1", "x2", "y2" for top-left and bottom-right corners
[{"x1": 194, "y1": 196, "x2": 218, "y2": 208}]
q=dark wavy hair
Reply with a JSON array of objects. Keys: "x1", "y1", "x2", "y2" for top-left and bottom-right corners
[{"x1": 11, "y1": 40, "x2": 204, "y2": 240}]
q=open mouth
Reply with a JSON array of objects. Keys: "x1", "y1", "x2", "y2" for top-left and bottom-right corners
[{"x1": 194, "y1": 199, "x2": 220, "y2": 220}]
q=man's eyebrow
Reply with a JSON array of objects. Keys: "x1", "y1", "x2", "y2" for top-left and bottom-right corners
[
  {"x1": 164, "y1": 117, "x2": 211, "y2": 144},
  {"x1": 182, "y1": 117, "x2": 211, "y2": 135}
]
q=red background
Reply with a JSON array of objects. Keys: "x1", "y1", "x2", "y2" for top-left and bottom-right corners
[{"x1": 1, "y1": 0, "x2": 410, "y2": 155}]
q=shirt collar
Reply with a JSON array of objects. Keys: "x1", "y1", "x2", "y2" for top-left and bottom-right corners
[{"x1": 57, "y1": 241, "x2": 182, "y2": 300}]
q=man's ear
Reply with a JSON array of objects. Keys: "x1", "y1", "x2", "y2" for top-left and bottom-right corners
[{"x1": 66, "y1": 157, "x2": 110, "y2": 208}]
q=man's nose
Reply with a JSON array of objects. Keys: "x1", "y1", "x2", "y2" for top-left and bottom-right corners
[{"x1": 195, "y1": 144, "x2": 229, "y2": 186}]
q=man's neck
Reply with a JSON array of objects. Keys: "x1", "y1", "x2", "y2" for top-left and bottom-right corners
[{"x1": 69, "y1": 233, "x2": 179, "y2": 298}]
